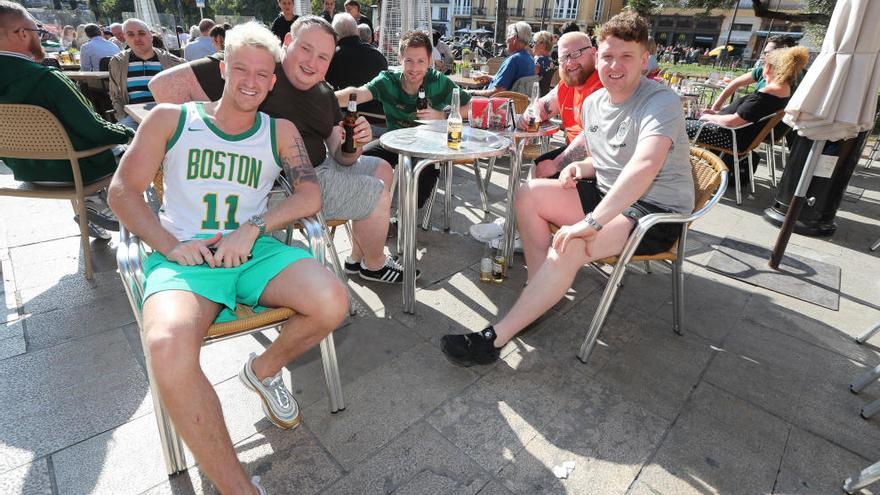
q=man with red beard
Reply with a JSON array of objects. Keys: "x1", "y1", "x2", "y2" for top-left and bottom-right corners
[
  {"x1": 0, "y1": 1, "x2": 133, "y2": 240},
  {"x1": 521, "y1": 31, "x2": 603, "y2": 178}
]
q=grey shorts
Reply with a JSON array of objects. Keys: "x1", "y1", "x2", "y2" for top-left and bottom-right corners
[{"x1": 315, "y1": 155, "x2": 384, "y2": 221}]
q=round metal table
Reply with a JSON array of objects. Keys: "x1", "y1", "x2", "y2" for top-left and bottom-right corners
[
  {"x1": 490, "y1": 121, "x2": 560, "y2": 266},
  {"x1": 380, "y1": 124, "x2": 511, "y2": 313}
]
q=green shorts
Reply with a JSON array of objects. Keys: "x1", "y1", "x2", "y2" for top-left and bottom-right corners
[{"x1": 143, "y1": 235, "x2": 313, "y2": 323}]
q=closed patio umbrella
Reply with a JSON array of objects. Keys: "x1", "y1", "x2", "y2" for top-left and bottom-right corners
[
  {"x1": 769, "y1": 0, "x2": 880, "y2": 268},
  {"x1": 707, "y1": 45, "x2": 733, "y2": 57}
]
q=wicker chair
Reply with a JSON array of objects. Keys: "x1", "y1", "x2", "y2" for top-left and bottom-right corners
[
  {"x1": 117, "y1": 171, "x2": 345, "y2": 476},
  {"x1": 692, "y1": 109, "x2": 784, "y2": 205},
  {"x1": 486, "y1": 56, "x2": 504, "y2": 75},
  {"x1": 0, "y1": 103, "x2": 122, "y2": 279},
  {"x1": 554, "y1": 147, "x2": 728, "y2": 363}
]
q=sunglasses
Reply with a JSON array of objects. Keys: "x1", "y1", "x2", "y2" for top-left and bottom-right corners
[{"x1": 17, "y1": 25, "x2": 49, "y2": 37}]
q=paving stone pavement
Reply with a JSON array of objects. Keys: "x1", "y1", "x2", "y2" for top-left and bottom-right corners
[{"x1": 0, "y1": 152, "x2": 878, "y2": 495}]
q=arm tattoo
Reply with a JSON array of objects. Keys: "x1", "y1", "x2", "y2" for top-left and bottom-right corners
[
  {"x1": 541, "y1": 100, "x2": 552, "y2": 120},
  {"x1": 281, "y1": 134, "x2": 318, "y2": 192},
  {"x1": 559, "y1": 140, "x2": 587, "y2": 167}
]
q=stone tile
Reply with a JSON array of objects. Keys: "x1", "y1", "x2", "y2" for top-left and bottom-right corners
[
  {"x1": 0, "y1": 320, "x2": 25, "y2": 360},
  {"x1": 18, "y1": 270, "x2": 124, "y2": 317},
  {"x1": 496, "y1": 380, "x2": 669, "y2": 495},
  {"x1": 703, "y1": 321, "x2": 880, "y2": 460},
  {"x1": 636, "y1": 383, "x2": 789, "y2": 495},
  {"x1": 22, "y1": 290, "x2": 134, "y2": 352},
  {"x1": 324, "y1": 421, "x2": 489, "y2": 494},
  {"x1": 392, "y1": 269, "x2": 525, "y2": 344},
  {"x1": 427, "y1": 351, "x2": 587, "y2": 474},
  {"x1": 589, "y1": 315, "x2": 717, "y2": 421},
  {"x1": 0, "y1": 329, "x2": 152, "y2": 474},
  {"x1": 0, "y1": 251, "x2": 19, "y2": 324},
  {"x1": 472, "y1": 480, "x2": 515, "y2": 495},
  {"x1": 303, "y1": 342, "x2": 478, "y2": 469},
  {"x1": 53, "y1": 413, "x2": 170, "y2": 495},
  {"x1": 0, "y1": 457, "x2": 52, "y2": 495},
  {"x1": 774, "y1": 427, "x2": 873, "y2": 494},
  {"x1": 0, "y1": 196, "x2": 82, "y2": 248},
  {"x1": 10, "y1": 235, "x2": 119, "y2": 290},
  {"x1": 740, "y1": 289, "x2": 880, "y2": 366},
  {"x1": 56, "y1": 413, "x2": 341, "y2": 495},
  {"x1": 281, "y1": 316, "x2": 423, "y2": 410}
]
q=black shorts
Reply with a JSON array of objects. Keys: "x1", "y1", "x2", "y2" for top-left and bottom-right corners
[{"x1": 575, "y1": 179, "x2": 682, "y2": 256}]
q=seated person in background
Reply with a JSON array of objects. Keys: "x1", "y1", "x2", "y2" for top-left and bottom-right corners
[
  {"x1": 80, "y1": 22, "x2": 119, "y2": 70},
  {"x1": 441, "y1": 12, "x2": 695, "y2": 367},
  {"x1": 532, "y1": 30, "x2": 554, "y2": 77},
  {"x1": 270, "y1": 0, "x2": 298, "y2": 44},
  {"x1": 357, "y1": 23, "x2": 371, "y2": 44},
  {"x1": 149, "y1": 16, "x2": 408, "y2": 284},
  {"x1": 209, "y1": 23, "x2": 226, "y2": 52},
  {"x1": 325, "y1": 13, "x2": 387, "y2": 119},
  {"x1": 686, "y1": 45, "x2": 808, "y2": 183},
  {"x1": 0, "y1": 1, "x2": 132, "y2": 240},
  {"x1": 344, "y1": 0, "x2": 372, "y2": 31},
  {"x1": 432, "y1": 30, "x2": 453, "y2": 74},
  {"x1": 183, "y1": 18, "x2": 216, "y2": 61},
  {"x1": 471, "y1": 22, "x2": 535, "y2": 97},
  {"x1": 335, "y1": 29, "x2": 471, "y2": 210},
  {"x1": 519, "y1": 31, "x2": 603, "y2": 178},
  {"x1": 709, "y1": 35, "x2": 798, "y2": 112},
  {"x1": 109, "y1": 18, "x2": 183, "y2": 129},
  {"x1": 109, "y1": 23, "x2": 347, "y2": 495}
]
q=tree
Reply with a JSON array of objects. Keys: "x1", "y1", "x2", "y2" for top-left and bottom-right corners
[{"x1": 627, "y1": 0, "x2": 835, "y2": 26}]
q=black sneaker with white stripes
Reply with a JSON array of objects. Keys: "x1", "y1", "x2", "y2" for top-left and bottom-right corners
[
  {"x1": 358, "y1": 256, "x2": 420, "y2": 284},
  {"x1": 344, "y1": 259, "x2": 360, "y2": 274}
]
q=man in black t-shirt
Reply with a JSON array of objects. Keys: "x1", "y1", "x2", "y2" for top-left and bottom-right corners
[{"x1": 149, "y1": 16, "x2": 416, "y2": 284}]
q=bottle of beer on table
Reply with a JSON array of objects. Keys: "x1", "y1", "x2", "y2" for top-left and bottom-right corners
[
  {"x1": 526, "y1": 81, "x2": 540, "y2": 132},
  {"x1": 416, "y1": 85, "x2": 428, "y2": 110},
  {"x1": 447, "y1": 89, "x2": 462, "y2": 150},
  {"x1": 342, "y1": 93, "x2": 358, "y2": 153}
]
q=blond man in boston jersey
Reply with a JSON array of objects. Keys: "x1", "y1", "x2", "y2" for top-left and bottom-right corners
[{"x1": 108, "y1": 23, "x2": 347, "y2": 495}]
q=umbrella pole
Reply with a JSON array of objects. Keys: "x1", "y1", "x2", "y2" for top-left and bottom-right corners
[{"x1": 769, "y1": 139, "x2": 826, "y2": 269}]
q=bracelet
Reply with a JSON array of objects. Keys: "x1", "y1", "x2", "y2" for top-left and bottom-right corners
[{"x1": 583, "y1": 212, "x2": 603, "y2": 232}]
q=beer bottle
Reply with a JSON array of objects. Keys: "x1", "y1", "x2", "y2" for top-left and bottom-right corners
[
  {"x1": 342, "y1": 93, "x2": 358, "y2": 154},
  {"x1": 492, "y1": 244, "x2": 507, "y2": 282},
  {"x1": 447, "y1": 89, "x2": 462, "y2": 150},
  {"x1": 416, "y1": 85, "x2": 428, "y2": 110},
  {"x1": 527, "y1": 81, "x2": 540, "y2": 132}
]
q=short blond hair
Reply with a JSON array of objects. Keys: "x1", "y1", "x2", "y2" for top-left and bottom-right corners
[
  {"x1": 224, "y1": 21, "x2": 283, "y2": 63},
  {"x1": 532, "y1": 30, "x2": 553, "y2": 50}
]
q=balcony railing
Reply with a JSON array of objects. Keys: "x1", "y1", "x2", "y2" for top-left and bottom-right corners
[
  {"x1": 508, "y1": 7, "x2": 524, "y2": 17},
  {"x1": 453, "y1": 6, "x2": 471, "y2": 15},
  {"x1": 472, "y1": 7, "x2": 486, "y2": 15},
  {"x1": 535, "y1": 8, "x2": 550, "y2": 18}
]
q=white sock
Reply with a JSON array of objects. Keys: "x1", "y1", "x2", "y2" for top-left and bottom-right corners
[{"x1": 346, "y1": 256, "x2": 359, "y2": 265}]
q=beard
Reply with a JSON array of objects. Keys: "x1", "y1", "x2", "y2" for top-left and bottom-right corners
[
  {"x1": 560, "y1": 63, "x2": 591, "y2": 87},
  {"x1": 29, "y1": 37, "x2": 45, "y2": 62}
]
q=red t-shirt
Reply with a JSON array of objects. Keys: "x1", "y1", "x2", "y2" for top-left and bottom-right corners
[{"x1": 557, "y1": 71, "x2": 603, "y2": 143}]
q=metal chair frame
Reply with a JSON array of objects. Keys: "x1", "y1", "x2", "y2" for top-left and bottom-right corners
[
  {"x1": 692, "y1": 110, "x2": 784, "y2": 205},
  {"x1": 116, "y1": 177, "x2": 345, "y2": 476},
  {"x1": 844, "y1": 321, "x2": 880, "y2": 493},
  {"x1": 576, "y1": 147, "x2": 729, "y2": 363},
  {"x1": 0, "y1": 103, "x2": 122, "y2": 279}
]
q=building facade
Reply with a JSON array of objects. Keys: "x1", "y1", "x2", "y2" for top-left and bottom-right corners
[
  {"x1": 437, "y1": 0, "x2": 624, "y2": 37},
  {"x1": 650, "y1": 0, "x2": 812, "y2": 60}
]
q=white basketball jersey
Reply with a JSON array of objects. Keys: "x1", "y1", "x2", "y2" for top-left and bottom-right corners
[{"x1": 160, "y1": 102, "x2": 282, "y2": 241}]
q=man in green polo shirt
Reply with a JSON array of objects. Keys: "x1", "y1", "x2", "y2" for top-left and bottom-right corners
[{"x1": 335, "y1": 29, "x2": 470, "y2": 208}]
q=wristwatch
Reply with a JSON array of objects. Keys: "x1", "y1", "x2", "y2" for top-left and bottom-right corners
[
  {"x1": 247, "y1": 214, "x2": 267, "y2": 235},
  {"x1": 583, "y1": 212, "x2": 603, "y2": 232}
]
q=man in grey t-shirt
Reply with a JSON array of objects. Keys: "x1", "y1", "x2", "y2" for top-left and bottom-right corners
[{"x1": 441, "y1": 11, "x2": 695, "y2": 367}]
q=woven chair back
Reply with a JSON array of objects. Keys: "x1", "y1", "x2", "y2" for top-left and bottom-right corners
[
  {"x1": 487, "y1": 56, "x2": 504, "y2": 75},
  {"x1": 689, "y1": 146, "x2": 727, "y2": 215},
  {"x1": 0, "y1": 104, "x2": 76, "y2": 159},
  {"x1": 492, "y1": 91, "x2": 529, "y2": 113}
]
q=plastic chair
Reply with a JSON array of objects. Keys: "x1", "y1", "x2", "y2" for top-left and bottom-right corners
[
  {"x1": 0, "y1": 103, "x2": 121, "y2": 279},
  {"x1": 692, "y1": 109, "x2": 784, "y2": 204},
  {"x1": 571, "y1": 147, "x2": 728, "y2": 363},
  {"x1": 116, "y1": 173, "x2": 346, "y2": 476}
]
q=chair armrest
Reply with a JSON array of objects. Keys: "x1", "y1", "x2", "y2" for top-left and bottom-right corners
[
  {"x1": 72, "y1": 143, "x2": 117, "y2": 159},
  {"x1": 116, "y1": 225, "x2": 147, "y2": 322},
  {"x1": 273, "y1": 176, "x2": 327, "y2": 267}
]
